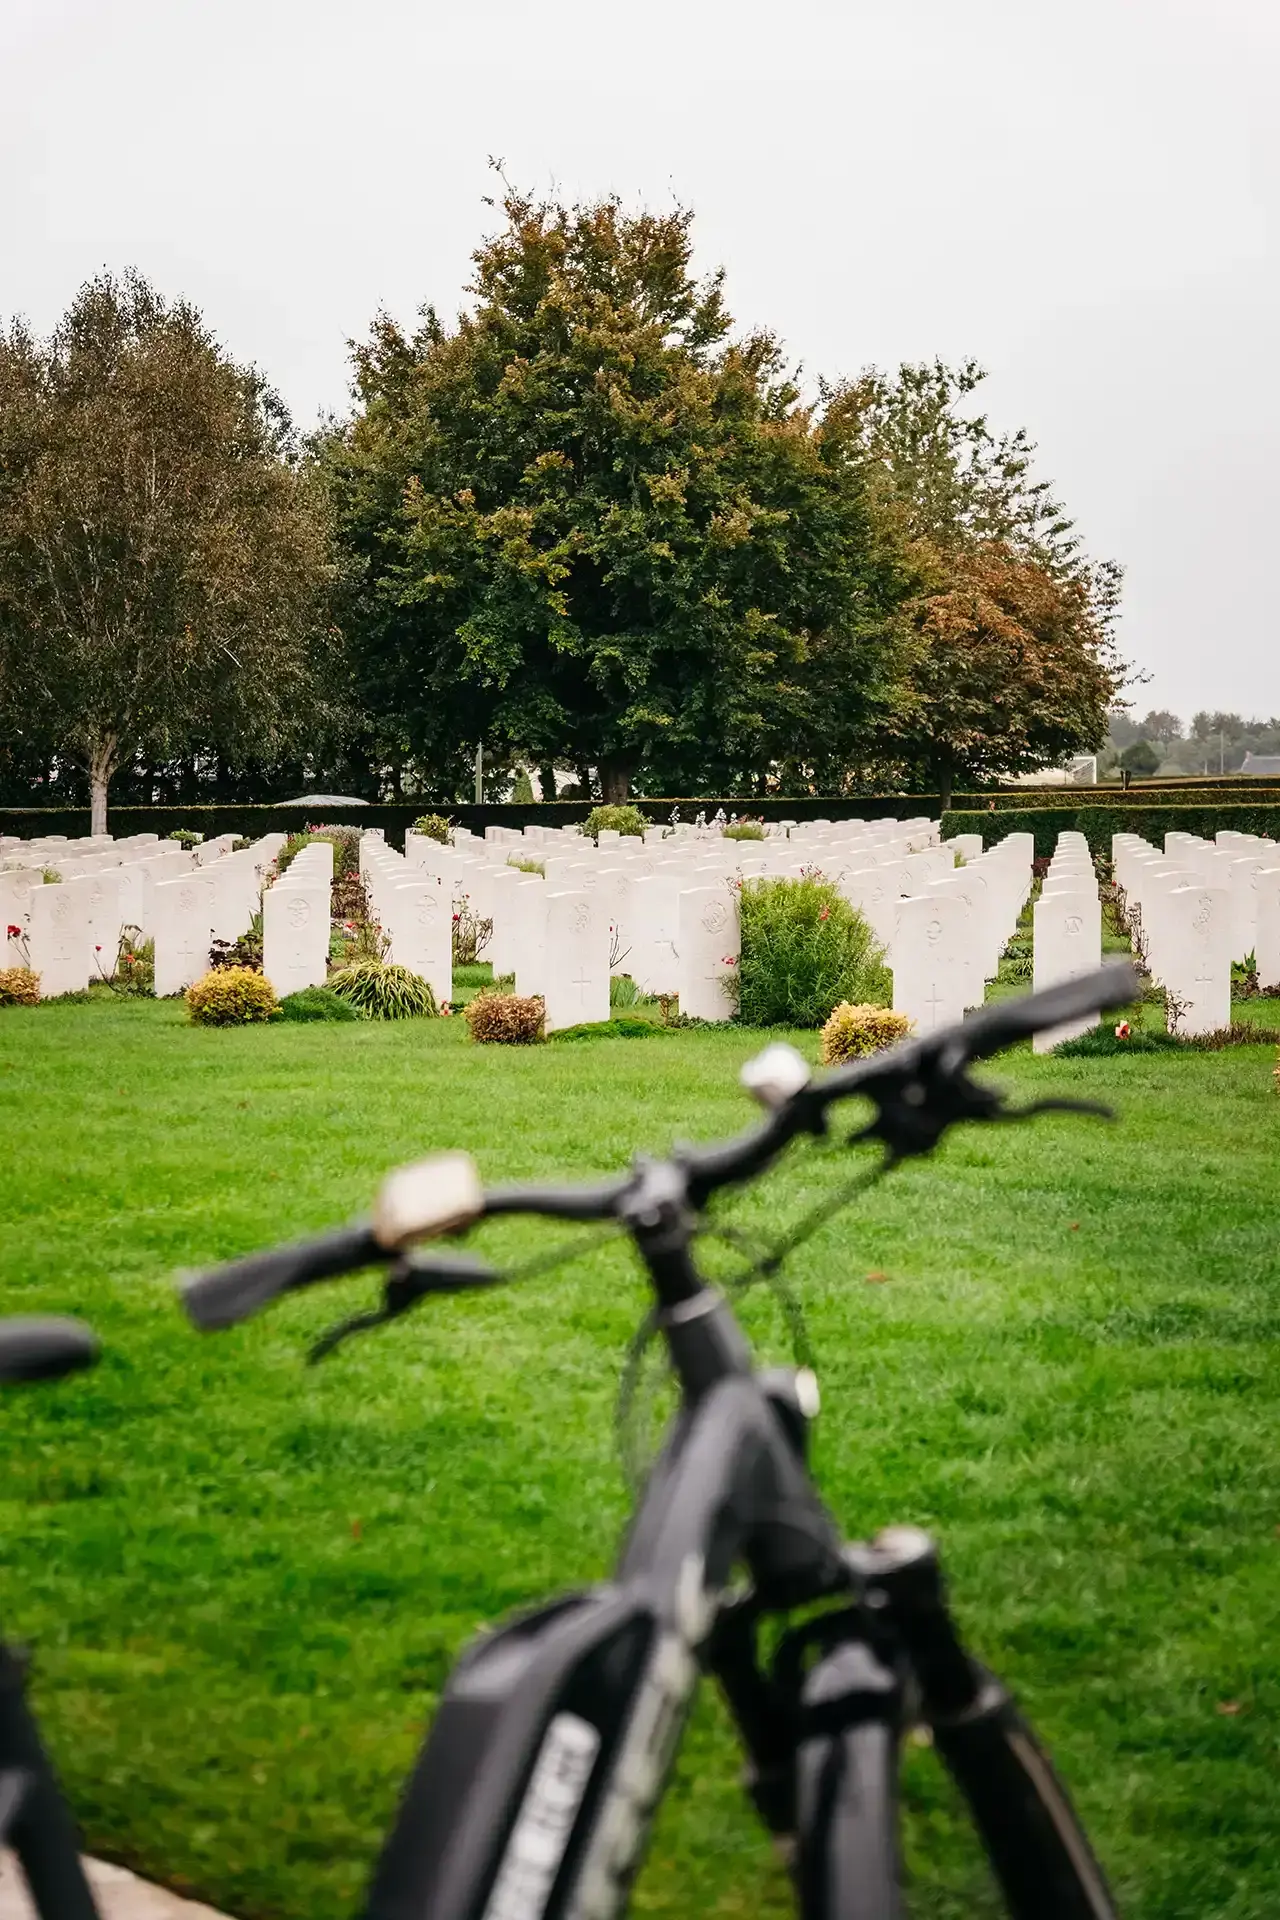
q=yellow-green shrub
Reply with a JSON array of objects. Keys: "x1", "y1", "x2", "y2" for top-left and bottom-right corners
[
  {"x1": 820, "y1": 1002, "x2": 913, "y2": 1065},
  {"x1": 185, "y1": 966, "x2": 280, "y2": 1026},
  {"x1": 463, "y1": 990, "x2": 545, "y2": 1044},
  {"x1": 0, "y1": 967, "x2": 40, "y2": 1007}
]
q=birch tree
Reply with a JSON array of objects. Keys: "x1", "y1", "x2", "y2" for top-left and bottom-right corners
[{"x1": 0, "y1": 272, "x2": 333, "y2": 830}]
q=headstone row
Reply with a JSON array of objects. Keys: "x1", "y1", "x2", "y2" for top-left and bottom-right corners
[{"x1": 1113, "y1": 828, "x2": 1280, "y2": 1034}]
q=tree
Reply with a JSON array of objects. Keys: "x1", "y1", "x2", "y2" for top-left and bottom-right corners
[
  {"x1": 1120, "y1": 739, "x2": 1160, "y2": 777},
  {"x1": 321, "y1": 187, "x2": 910, "y2": 801},
  {"x1": 0, "y1": 271, "x2": 335, "y2": 830},
  {"x1": 822, "y1": 362, "x2": 1124, "y2": 804},
  {"x1": 881, "y1": 542, "x2": 1123, "y2": 807},
  {"x1": 1142, "y1": 708, "x2": 1182, "y2": 745}
]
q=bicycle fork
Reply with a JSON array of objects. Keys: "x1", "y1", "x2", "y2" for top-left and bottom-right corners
[{"x1": 710, "y1": 1529, "x2": 1120, "y2": 1920}]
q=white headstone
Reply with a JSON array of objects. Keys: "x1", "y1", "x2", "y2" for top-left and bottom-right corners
[
  {"x1": 677, "y1": 885, "x2": 740, "y2": 1021},
  {"x1": 262, "y1": 876, "x2": 330, "y2": 998},
  {"x1": 1032, "y1": 886, "x2": 1103, "y2": 1052},
  {"x1": 542, "y1": 890, "x2": 610, "y2": 1032},
  {"x1": 24, "y1": 885, "x2": 89, "y2": 997},
  {"x1": 153, "y1": 872, "x2": 217, "y2": 997},
  {"x1": 890, "y1": 894, "x2": 968, "y2": 1034},
  {"x1": 387, "y1": 876, "x2": 451, "y2": 1004}
]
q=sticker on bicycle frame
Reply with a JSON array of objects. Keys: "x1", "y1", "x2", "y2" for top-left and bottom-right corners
[{"x1": 482, "y1": 1712, "x2": 601, "y2": 1920}]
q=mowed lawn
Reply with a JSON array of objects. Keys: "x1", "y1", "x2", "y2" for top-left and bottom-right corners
[{"x1": 3, "y1": 997, "x2": 1280, "y2": 1920}]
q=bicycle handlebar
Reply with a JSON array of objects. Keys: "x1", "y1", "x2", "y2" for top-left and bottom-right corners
[
  {"x1": 181, "y1": 1225, "x2": 382, "y2": 1330},
  {"x1": 181, "y1": 964, "x2": 1138, "y2": 1333}
]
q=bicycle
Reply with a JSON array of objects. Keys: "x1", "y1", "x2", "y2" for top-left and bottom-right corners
[
  {"x1": 0, "y1": 1315, "x2": 104, "y2": 1920},
  {"x1": 175, "y1": 960, "x2": 1137, "y2": 1920}
]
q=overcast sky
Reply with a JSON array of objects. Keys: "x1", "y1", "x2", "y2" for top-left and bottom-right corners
[{"x1": 4, "y1": 0, "x2": 1276, "y2": 723}]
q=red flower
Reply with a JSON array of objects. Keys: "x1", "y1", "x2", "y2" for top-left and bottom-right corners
[
  {"x1": 1114, "y1": 1021, "x2": 1132, "y2": 1040},
  {"x1": 6, "y1": 925, "x2": 20, "y2": 939},
  {"x1": 818, "y1": 907, "x2": 830, "y2": 921},
  {"x1": 94, "y1": 943, "x2": 102, "y2": 951}
]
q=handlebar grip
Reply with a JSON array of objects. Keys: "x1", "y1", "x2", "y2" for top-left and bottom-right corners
[{"x1": 181, "y1": 1224, "x2": 383, "y2": 1330}]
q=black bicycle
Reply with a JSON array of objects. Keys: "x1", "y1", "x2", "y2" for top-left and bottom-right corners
[{"x1": 174, "y1": 961, "x2": 1135, "y2": 1920}]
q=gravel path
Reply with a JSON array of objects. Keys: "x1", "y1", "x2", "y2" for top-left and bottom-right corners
[{"x1": 0, "y1": 1854, "x2": 231, "y2": 1919}]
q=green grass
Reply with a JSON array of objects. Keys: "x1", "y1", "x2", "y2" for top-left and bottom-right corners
[{"x1": 2, "y1": 996, "x2": 1280, "y2": 1917}]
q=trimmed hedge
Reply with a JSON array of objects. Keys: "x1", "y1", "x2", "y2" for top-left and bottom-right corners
[
  {"x1": 7, "y1": 777, "x2": 1280, "y2": 849},
  {"x1": 943, "y1": 804, "x2": 1280, "y2": 857},
  {"x1": 0, "y1": 796, "x2": 942, "y2": 843}
]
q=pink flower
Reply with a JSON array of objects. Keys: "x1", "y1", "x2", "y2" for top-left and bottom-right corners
[
  {"x1": 1115, "y1": 1021, "x2": 1132, "y2": 1039},
  {"x1": 721, "y1": 955, "x2": 738, "y2": 966},
  {"x1": 818, "y1": 907, "x2": 830, "y2": 922}
]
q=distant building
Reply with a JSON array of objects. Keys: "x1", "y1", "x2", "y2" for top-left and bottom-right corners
[
  {"x1": 274, "y1": 793, "x2": 371, "y2": 805},
  {"x1": 1239, "y1": 752, "x2": 1280, "y2": 777},
  {"x1": 1006, "y1": 755, "x2": 1098, "y2": 788}
]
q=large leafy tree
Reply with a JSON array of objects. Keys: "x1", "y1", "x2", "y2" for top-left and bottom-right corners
[
  {"x1": 322, "y1": 189, "x2": 910, "y2": 801},
  {"x1": 824, "y1": 360, "x2": 1124, "y2": 802},
  {"x1": 0, "y1": 271, "x2": 335, "y2": 829}
]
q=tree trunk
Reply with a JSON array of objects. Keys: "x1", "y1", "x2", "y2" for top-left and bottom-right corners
[
  {"x1": 89, "y1": 737, "x2": 117, "y2": 835},
  {"x1": 537, "y1": 763, "x2": 558, "y2": 803},
  {"x1": 599, "y1": 754, "x2": 636, "y2": 804},
  {"x1": 936, "y1": 758, "x2": 954, "y2": 814}
]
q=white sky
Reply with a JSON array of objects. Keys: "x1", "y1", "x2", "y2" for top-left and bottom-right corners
[{"x1": 3, "y1": 0, "x2": 1277, "y2": 724}]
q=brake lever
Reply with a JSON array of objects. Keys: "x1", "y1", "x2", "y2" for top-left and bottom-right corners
[
  {"x1": 308, "y1": 1252, "x2": 505, "y2": 1364},
  {"x1": 845, "y1": 1070, "x2": 1112, "y2": 1163}
]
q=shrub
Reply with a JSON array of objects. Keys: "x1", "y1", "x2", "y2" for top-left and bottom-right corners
[
  {"x1": 231, "y1": 835, "x2": 252, "y2": 852},
  {"x1": 463, "y1": 990, "x2": 545, "y2": 1044},
  {"x1": 0, "y1": 967, "x2": 40, "y2": 1007},
  {"x1": 277, "y1": 826, "x2": 360, "y2": 879},
  {"x1": 722, "y1": 821, "x2": 765, "y2": 841},
  {"x1": 731, "y1": 877, "x2": 890, "y2": 1028},
  {"x1": 329, "y1": 961, "x2": 437, "y2": 1020},
  {"x1": 278, "y1": 986, "x2": 361, "y2": 1023},
  {"x1": 820, "y1": 1002, "x2": 913, "y2": 1064},
  {"x1": 1053, "y1": 1026, "x2": 1184, "y2": 1056},
  {"x1": 209, "y1": 914, "x2": 263, "y2": 972},
  {"x1": 411, "y1": 813, "x2": 454, "y2": 845},
  {"x1": 452, "y1": 900, "x2": 492, "y2": 964},
  {"x1": 331, "y1": 868, "x2": 368, "y2": 921},
  {"x1": 185, "y1": 966, "x2": 280, "y2": 1026},
  {"x1": 507, "y1": 854, "x2": 546, "y2": 876},
  {"x1": 609, "y1": 973, "x2": 643, "y2": 1009},
  {"x1": 41, "y1": 867, "x2": 61, "y2": 884},
  {"x1": 548, "y1": 1016, "x2": 662, "y2": 1041},
  {"x1": 513, "y1": 768, "x2": 535, "y2": 803},
  {"x1": 168, "y1": 828, "x2": 204, "y2": 848},
  {"x1": 114, "y1": 931, "x2": 154, "y2": 996},
  {"x1": 583, "y1": 804, "x2": 648, "y2": 840}
]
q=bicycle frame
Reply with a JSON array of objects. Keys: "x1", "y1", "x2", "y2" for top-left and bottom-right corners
[{"x1": 364, "y1": 1358, "x2": 850, "y2": 1920}]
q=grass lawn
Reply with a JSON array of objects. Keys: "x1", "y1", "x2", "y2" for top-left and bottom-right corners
[{"x1": 2, "y1": 993, "x2": 1280, "y2": 1918}]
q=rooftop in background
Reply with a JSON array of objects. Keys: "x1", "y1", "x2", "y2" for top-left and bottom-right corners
[
  {"x1": 1240, "y1": 754, "x2": 1280, "y2": 777},
  {"x1": 274, "y1": 794, "x2": 370, "y2": 806}
]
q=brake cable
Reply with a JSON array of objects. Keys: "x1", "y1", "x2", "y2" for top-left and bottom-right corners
[{"x1": 616, "y1": 1151, "x2": 896, "y2": 1487}]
